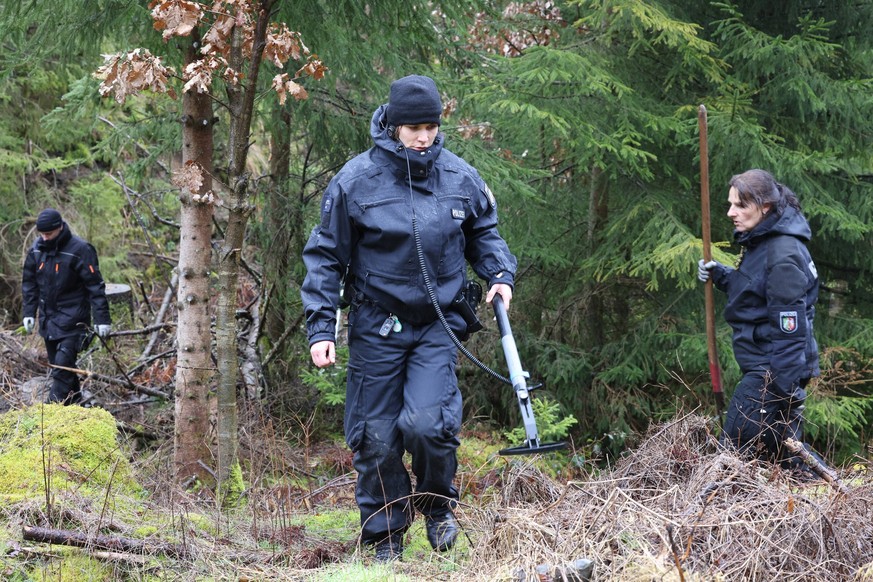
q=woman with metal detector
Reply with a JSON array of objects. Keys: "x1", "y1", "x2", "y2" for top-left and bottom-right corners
[
  {"x1": 301, "y1": 75, "x2": 517, "y2": 562},
  {"x1": 697, "y1": 169, "x2": 826, "y2": 479}
]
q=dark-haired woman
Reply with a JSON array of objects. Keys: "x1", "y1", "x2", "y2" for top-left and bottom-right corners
[{"x1": 698, "y1": 169, "x2": 823, "y2": 476}]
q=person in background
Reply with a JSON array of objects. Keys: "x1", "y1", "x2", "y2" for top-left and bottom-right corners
[
  {"x1": 21, "y1": 208, "x2": 111, "y2": 405},
  {"x1": 698, "y1": 169, "x2": 824, "y2": 477},
  {"x1": 301, "y1": 75, "x2": 517, "y2": 562}
]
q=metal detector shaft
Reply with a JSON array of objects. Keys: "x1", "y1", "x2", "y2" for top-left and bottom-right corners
[{"x1": 492, "y1": 295, "x2": 566, "y2": 455}]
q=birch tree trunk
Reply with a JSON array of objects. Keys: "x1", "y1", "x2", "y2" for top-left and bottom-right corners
[{"x1": 174, "y1": 28, "x2": 217, "y2": 487}]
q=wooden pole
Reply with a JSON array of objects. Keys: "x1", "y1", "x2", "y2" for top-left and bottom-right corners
[{"x1": 699, "y1": 105, "x2": 725, "y2": 421}]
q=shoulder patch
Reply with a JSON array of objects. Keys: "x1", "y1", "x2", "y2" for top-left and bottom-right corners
[
  {"x1": 483, "y1": 184, "x2": 496, "y2": 209},
  {"x1": 779, "y1": 311, "x2": 798, "y2": 334},
  {"x1": 808, "y1": 260, "x2": 818, "y2": 280}
]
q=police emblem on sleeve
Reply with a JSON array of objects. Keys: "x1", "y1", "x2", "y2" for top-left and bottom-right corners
[{"x1": 779, "y1": 311, "x2": 798, "y2": 333}]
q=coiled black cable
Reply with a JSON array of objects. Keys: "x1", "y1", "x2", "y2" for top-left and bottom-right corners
[{"x1": 404, "y1": 147, "x2": 511, "y2": 385}]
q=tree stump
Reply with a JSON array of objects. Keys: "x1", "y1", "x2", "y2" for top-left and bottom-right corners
[{"x1": 105, "y1": 283, "x2": 134, "y2": 322}]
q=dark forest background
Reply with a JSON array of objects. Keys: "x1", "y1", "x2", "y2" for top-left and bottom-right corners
[{"x1": 1, "y1": 0, "x2": 871, "y2": 467}]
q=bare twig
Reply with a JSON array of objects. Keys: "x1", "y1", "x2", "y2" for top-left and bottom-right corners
[
  {"x1": 49, "y1": 364, "x2": 169, "y2": 400},
  {"x1": 22, "y1": 525, "x2": 185, "y2": 559},
  {"x1": 784, "y1": 438, "x2": 849, "y2": 494}
]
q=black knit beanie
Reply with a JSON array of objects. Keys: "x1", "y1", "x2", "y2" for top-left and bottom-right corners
[
  {"x1": 386, "y1": 75, "x2": 442, "y2": 127},
  {"x1": 36, "y1": 208, "x2": 63, "y2": 232}
]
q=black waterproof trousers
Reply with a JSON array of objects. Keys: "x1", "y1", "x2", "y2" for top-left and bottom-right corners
[
  {"x1": 45, "y1": 334, "x2": 83, "y2": 404},
  {"x1": 722, "y1": 370, "x2": 821, "y2": 472},
  {"x1": 345, "y1": 302, "x2": 464, "y2": 545}
]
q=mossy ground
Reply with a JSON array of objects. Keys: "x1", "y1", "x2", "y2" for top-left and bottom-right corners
[{"x1": 0, "y1": 404, "x2": 142, "y2": 502}]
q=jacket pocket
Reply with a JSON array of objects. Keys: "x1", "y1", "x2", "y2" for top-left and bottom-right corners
[
  {"x1": 346, "y1": 420, "x2": 366, "y2": 453},
  {"x1": 440, "y1": 382, "x2": 463, "y2": 439}
]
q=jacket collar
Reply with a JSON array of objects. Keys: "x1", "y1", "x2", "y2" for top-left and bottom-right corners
[
  {"x1": 35, "y1": 223, "x2": 71, "y2": 252},
  {"x1": 369, "y1": 104, "x2": 444, "y2": 180},
  {"x1": 734, "y1": 206, "x2": 811, "y2": 247}
]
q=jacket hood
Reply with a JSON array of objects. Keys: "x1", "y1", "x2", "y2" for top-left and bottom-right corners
[
  {"x1": 735, "y1": 205, "x2": 811, "y2": 246},
  {"x1": 369, "y1": 104, "x2": 445, "y2": 179}
]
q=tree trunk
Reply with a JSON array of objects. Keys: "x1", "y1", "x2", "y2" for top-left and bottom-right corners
[
  {"x1": 583, "y1": 166, "x2": 609, "y2": 347},
  {"x1": 174, "y1": 28, "x2": 216, "y2": 488},
  {"x1": 214, "y1": 0, "x2": 274, "y2": 494},
  {"x1": 264, "y1": 106, "x2": 292, "y2": 343}
]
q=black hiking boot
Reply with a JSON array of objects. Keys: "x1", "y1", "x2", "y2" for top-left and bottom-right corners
[
  {"x1": 374, "y1": 533, "x2": 403, "y2": 563},
  {"x1": 425, "y1": 514, "x2": 459, "y2": 552}
]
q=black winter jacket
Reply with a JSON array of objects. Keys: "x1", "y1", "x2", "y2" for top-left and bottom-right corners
[
  {"x1": 710, "y1": 206, "x2": 820, "y2": 400},
  {"x1": 22, "y1": 224, "x2": 111, "y2": 340},
  {"x1": 301, "y1": 104, "x2": 518, "y2": 345}
]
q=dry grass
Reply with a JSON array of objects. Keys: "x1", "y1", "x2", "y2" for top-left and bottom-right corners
[
  {"x1": 3, "y1": 410, "x2": 872, "y2": 581},
  {"x1": 3, "y1": 325, "x2": 873, "y2": 581},
  {"x1": 452, "y1": 413, "x2": 873, "y2": 581}
]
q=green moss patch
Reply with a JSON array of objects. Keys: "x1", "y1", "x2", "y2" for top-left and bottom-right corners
[{"x1": 0, "y1": 404, "x2": 142, "y2": 501}]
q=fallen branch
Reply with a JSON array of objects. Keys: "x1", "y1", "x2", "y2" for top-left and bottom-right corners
[
  {"x1": 116, "y1": 420, "x2": 160, "y2": 441},
  {"x1": 784, "y1": 438, "x2": 849, "y2": 494},
  {"x1": 90, "y1": 549, "x2": 152, "y2": 566},
  {"x1": 22, "y1": 525, "x2": 185, "y2": 559},
  {"x1": 110, "y1": 322, "x2": 177, "y2": 338},
  {"x1": 126, "y1": 348, "x2": 176, "y2": 378},
  {"x1": 0, "y1": 332, "x2": 46, "y2": 375},
  {"x1": 262, "y1": 311, "x2": 304, "y2": 368},
  {"x1": 50, "y1": 364, "x2": 169, "y2": 400},
  {"x1": 141, "y1": 271, "x2": 179, "y2": 361},
  {"x1": 241, "y1": 289, "x2": 264, "y2": 399},
  {"x1": 86, "y1": 326, "x2": 142, "y2": 391}
]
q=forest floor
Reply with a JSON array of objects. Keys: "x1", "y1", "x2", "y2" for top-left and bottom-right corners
[{"x1": 2, "y1": 329, "x2": 873, "y2": 581}]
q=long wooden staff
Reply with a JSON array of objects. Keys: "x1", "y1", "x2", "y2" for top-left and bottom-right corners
[{"x1": 698, "y1": 105, "x2": 725, "y2": 421}]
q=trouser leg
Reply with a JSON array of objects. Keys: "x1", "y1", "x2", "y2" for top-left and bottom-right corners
[
  {"x1": 723, "y1": 372, "x2": 767, "y2": 457},
  {"x1": 772, "y1": 379, "x2": 825, "y2": 472},
  {"x1": 722, "y1": 370, "x2": 787, "y2": 463},
  {"x1": 345, "y1": 304, "x2": 464, "y2": 543},
  {"x1": 399, "y1": 314, "x2": 462, "y2": 519},
  {"x1": 346, "y1": 304, "x2": 413, "y2": 544},
  {"x1": 722, "y1": 373, "x2": 822, "y2": 472},
  {"x1": 45, "y1": 335, "x2": 83, "y2": 405}
]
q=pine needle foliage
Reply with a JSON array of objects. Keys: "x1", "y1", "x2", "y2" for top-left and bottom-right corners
[{"x1": 446, "y1": 0, "x2": 873, "y2": 463}]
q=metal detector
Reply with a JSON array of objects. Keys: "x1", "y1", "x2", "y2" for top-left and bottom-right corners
[
  {"x1": 492, "y1": 295, "x2": 567, "y2": 456},
  {"x1": 406, "y1": 158, "x2": 565, "y2": 456}
]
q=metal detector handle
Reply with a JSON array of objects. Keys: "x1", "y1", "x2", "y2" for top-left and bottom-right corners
[
  {"x1": 492, "y1": 295, "x2": 528, "y2": 395},
  {"x1": 493, "y1": 295, "x2": 539, "y2": 448}
]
